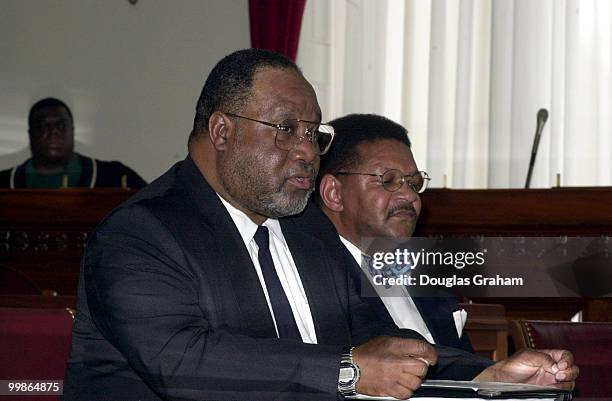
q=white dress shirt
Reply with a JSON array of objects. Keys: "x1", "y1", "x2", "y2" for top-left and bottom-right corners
[
  {"x1": 339, "y1": 236, "x2": 435, "y2": 343},
  {"x1": 218, "y1": 195, "x2": 317, "y2": 344}
]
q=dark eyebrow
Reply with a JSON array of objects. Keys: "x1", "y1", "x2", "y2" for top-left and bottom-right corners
[{"x1": 372, "y1": 167, "x2": 420, "y2": 175}]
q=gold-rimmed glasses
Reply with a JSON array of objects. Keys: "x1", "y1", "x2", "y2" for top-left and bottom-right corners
[
  {"x1": 224, "y1": 112, "x2": 335, "y2": 155},
  {"x1": 335, "y1": 169, "x2": 431, "y2": 193}
]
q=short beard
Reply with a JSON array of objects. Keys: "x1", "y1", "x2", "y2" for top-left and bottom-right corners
[
  {"x1": 218, "y1": 139, "x2": 314, "y2": 219},
  {"x1": 259, "y1": 179, "x2": 313, "y2": 218}
]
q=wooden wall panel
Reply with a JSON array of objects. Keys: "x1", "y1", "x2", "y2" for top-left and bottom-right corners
[
  {"x1": 1, "y1": 188, "x2": 610, "y2": 320},
  {"x1": 0, "y1": 189, "x2": 135, "y2": 295}
]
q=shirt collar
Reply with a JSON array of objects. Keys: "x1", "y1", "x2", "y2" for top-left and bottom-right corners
[
  {"x1": 217, "y1": 194, "x2": 283, "y2": 244},
  {"x1": 339, "y1": 235, "x2": 363, "y2": 265}
]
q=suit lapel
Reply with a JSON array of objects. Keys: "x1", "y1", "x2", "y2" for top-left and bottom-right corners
[
  {"x1": 175, "y1": 157, "x2": 353, "y2": 343},
  {"x1": 280, "y1": 218, "x2": 347, "y2": 345},
  {"x1": 341, "y1": 237, "x2": 459, "y2": 346},
  {"x1": 413, "y1": 297, "x2": 460, "y2": 347},
  {"x1": 178, "y1": 156, "x2": 277, "y2": 338},
  {"x1": 212, "y1": 217, "x2": 278, "y2": 338},
  {"x1": 77, "y1": 154, "x2": 94, "y2": 187},
  {"x1": 13, "y1": 160, "x2": 28, "y2": 188}
]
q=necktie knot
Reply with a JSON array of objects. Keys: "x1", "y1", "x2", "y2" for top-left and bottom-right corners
[
  {"x1": 254, "y1": 226, "x2": 270, "y2": 251},
  {"x1": 362, "y1": 254, "x2": 374, "y2": 274},
  {"x1": 362, "y1": 253, "x2": 412, "y2": 289}
]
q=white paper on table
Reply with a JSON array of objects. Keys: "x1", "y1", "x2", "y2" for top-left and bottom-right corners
[{"x1": 347, "y1": 380, "x2": 568, "y2": 400}]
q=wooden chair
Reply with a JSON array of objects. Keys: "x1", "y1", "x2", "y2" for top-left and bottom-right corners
[
  {"x1": 511, "y1": 319, "x2": 612, "y2": 398},
  {"x1": 460, "y1": 302, "x2": 508, "y2": 361},
  {"x1": 0, "y1": 265, "x2": 40, "y2": 295}
]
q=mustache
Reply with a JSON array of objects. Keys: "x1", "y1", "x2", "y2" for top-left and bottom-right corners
[
  {"x1": 286, "y1": 162, "x2": 317, "y2": 181},
  {"x1": 387, "y1": 203, "x2": 416, "y2": 218}
]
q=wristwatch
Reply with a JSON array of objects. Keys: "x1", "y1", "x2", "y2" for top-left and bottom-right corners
[{"x1": 338, "y1": 346, "x2": 360, "y2": 396}]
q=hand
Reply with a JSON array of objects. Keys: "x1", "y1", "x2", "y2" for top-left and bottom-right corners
[
  {"x1": 353, "y1": 336, "x2": 438, "y2": 399},
  {"x1": 474, "y1": 349, "x2": 579, "y2": 391}
]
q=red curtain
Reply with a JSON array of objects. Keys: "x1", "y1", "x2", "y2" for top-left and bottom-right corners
[{"x1": 249, "y1": 0, "x2": 307, "y2": 61}]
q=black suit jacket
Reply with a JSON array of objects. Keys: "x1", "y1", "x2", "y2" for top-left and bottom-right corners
[
  {"x1": 412, "y1": 296, "x2": 473, "y2": 352},
  {"x1": 335, "y1": 241, "x2": 474, "y2": 351},
  {"x1": 64, "y1": 156, "x2": 492, "y2": 401}
]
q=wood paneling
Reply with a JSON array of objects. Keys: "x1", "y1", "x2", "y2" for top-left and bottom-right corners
[
  {"x1": 1, "y1": 187, "x2": 611, "y2": 321},
  {"x1": 417, "y1": 188, "x2": 612, "y2": 236},
  {"x1": 461, "y1": 302, "x2": 508, "y2": 361},
  {"x1": 417, "y1": 188, "x2": 612, "y2": 322},
  {"x1": 0, "y1": 189, "x2": 135, "y2": 295}
]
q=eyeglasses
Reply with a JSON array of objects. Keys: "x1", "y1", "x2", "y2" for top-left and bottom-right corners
[
  {"x1": 224, "y1": 112, "x2": 335, "y2": 155},
  {"x1": 335, "y1": 169, "x2": 431, "y2": 194}
]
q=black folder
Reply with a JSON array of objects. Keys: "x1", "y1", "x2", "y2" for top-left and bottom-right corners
[{"x1": 346, "y1": 380, "x2": 572, "y2": 400}]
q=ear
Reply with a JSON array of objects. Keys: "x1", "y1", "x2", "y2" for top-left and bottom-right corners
[
  {"x1": 319, "y1": 174, "x2": 344, "y2": 212},
  {"x1": 208, "y1": 111, "x2": 233, "y2": 151}
]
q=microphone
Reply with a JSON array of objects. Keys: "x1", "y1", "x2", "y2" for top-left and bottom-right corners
[{"x1": 525, "y1": 108, "x2": 549, "y2": 188}]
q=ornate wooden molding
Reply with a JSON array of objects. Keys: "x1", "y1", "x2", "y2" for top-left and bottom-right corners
[{"x1": 0, "y1": 229, "x2": 89, "y2": 252}]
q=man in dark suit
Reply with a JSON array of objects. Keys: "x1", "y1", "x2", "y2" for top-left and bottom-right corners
[
  {"x1": 316, "y1": 113, "x2": 578, "y2": 386},
  {"x1": 317, "y1": 114, "x2": 472, "y2": 351},
  {"x1": 64, "y1": 51, "x2": 577, "y2": 401}
]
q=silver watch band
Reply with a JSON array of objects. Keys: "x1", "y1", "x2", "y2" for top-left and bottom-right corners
[{"x1": 338, "y1": 346, "x2": 360, "y2": 396}]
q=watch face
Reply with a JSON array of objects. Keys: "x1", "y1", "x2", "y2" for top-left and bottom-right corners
[{"x1": 339, "y1": 366, "x2": 355, "y2": 384}]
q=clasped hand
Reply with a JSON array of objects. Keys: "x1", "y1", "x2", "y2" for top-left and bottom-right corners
[
  {"x1": 353, "y1": 337, "x2": 578, "y2": 399},
  {"x1": 353, "y1": 336, "x2": 437, "y2": 400},
  {"x1": 474, "y1": 348, "x2": 579, "y2": 391}
]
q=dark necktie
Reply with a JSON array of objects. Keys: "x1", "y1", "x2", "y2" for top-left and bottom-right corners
[{"x1": 254, "y1": 226, "x2": 301, "y2": 340}]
